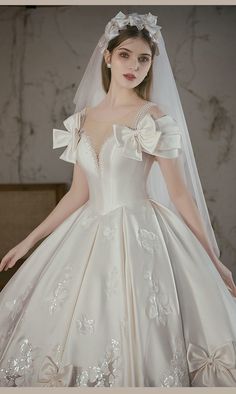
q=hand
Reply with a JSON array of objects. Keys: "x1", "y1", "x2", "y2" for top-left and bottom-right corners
[
  {"x1": 0, "y1": 238, "x2": 34, "y2": 272},
  {"x1": 212, "y1": 257, "x2": 236, "y2": 298}
]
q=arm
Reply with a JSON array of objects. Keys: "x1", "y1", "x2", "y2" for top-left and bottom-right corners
[
  {"x1": 155, "y1": 155, "x2": 236, "y2": 296},
  {"x1": 149, "y1": 105, "x2": 216, "y2": 261},
  {"x1": 148, "y1": 105, "x2": 236, "y2": 295},
  {"x1": 25, "y1": 162, "x2": 89, "y2": 247},
  {"x1": 155, "y1": 155, "x2": 215, "y2": 260}
]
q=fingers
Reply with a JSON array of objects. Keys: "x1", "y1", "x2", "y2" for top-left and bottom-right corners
[
  {"x1": 0, "y1": 257, "x2": 8, "y2": 272},
  {"x1": 0, "y1": 255, "x2": 14, "y2": 272}
]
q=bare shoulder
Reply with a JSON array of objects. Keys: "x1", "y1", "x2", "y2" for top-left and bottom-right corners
[{"x1": 147, "y1": 104, "x2": 166, "y2": 120}]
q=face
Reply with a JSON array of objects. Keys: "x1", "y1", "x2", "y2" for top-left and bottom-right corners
[{"x1": 104, "y1": 37, "x2": 152, "y2": 89}]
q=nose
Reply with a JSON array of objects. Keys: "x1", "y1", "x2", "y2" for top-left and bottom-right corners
[{"x1": 129, "y1": 58, "x2": 139, "y2": 71}]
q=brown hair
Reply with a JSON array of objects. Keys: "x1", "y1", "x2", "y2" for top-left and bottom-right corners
[{"x1": 101, "y1": 25, "x2": 158, "y2": 100}]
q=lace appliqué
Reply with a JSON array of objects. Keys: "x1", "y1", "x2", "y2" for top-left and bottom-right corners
[
  {"x1": 160, "y1": 337, "x2": 190, "y2": 387},
  {"x1": 75, "y1": 339, "x2": 121, "y2": 387},
  {"x1": 0, "y1": 337, "x2": 122, "y2": 387},
  {"x1": 144, "y1": 270, "x2": 172, "y2": 325},
  {"x1": 104, "y1": 264, "x2": 119, "y2": 298},
  {"x1": 45, "y1": 265, "x2": 73, "y2": 314},
  {"x1": 80, "y1": 210, "x2": 99, "y2": 228},
  {"x1": 101, "y1": 225, "x2": 117, "y2": 241},
  {"x1": 0, "y1": 284, "x2": 34, "y2": 359},
  {"x1": 0, "y1": 337, "x2": 41, "y2": 387},
  {"x1": 76, "y1": 314, "x2": 95, "y2": 335},
  {"x1": 137, "y1": 228, "x2": 159, "y2": 254}
]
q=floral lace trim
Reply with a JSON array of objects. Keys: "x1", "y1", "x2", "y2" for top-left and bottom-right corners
[
  {"x1": 76, "y1": 314, "x2": 95, "y2": 335},
  {"x1": 0, "y1": 337, "x2": 41, "y2": 386},
  {"x1": 0, "y1": 336, "x2": 122, "y2": 387},
  {"x1": 159, "y1": 337, "x2": 190, "y2": 387},
  {"x1": 44, "y1": 265, "x2": 73, "y2": 314},
  {"x1": 75, "y1": 339, "x2": 121, "y2": 387},
  {"x1": 144, "y1": 270, "x2": 172, "y2": 325},
  {"x1": 0, "y1": 283, "x2": 35, "y2": 359},
  {"x1": 105, "y1": 264, "x2": 119, "y2": 298},
  {"x1": 137, "y1": 227, "x2": 159, "y2": 255}
]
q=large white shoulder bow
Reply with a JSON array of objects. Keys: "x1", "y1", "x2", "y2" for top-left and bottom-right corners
[
  {"x1": 52, "y1": 111, "x2": 83, "y2": 164},
  {"x1": 113, "y1": 113, "x2": 182, "y2": 161}
]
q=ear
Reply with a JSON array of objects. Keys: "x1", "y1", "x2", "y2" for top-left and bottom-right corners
[{"x1": 104, "y1": 49, "x2": 111, "y2": 64}]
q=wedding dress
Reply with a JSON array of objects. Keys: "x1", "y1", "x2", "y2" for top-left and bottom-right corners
[{"x1": 1, "y1": 101, "x2": 236, "y2": 387}]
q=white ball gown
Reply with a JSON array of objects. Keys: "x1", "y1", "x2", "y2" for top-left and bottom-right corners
[{"x1": 1, "y1": 101, "x2": 236, "y2": 387}]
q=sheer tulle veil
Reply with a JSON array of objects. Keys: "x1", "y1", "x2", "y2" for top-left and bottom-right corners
[{"x1": 72, "y1": 11, "x2": 220, "y2": 259}]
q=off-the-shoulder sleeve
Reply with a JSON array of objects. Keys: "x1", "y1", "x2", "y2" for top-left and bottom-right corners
[
  {"x1": 153, "y1": 114, "x2": 182, "y2": 159},
  {"x1": 52, "y1": 111, "x2": 83, "y2": 164},
  {"x1": 113, "y1": 112, "x2": 182, "y2": 161}
]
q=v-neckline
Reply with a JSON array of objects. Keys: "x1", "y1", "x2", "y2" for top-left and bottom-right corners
[
  {"x1": 82, "y1": 131, "x2": 115, "y2": 172},
  {"x1": 79, "y1": 102, "x2": 162, "y2": 172}
]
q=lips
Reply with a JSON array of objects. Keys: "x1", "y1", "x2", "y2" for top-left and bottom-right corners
[{"x1": 123, "y1": 74, "x2": 136, "y2": 81}]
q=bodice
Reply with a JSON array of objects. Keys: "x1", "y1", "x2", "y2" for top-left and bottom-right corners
[{"x1": 52, "y1": 104, "x2": 182, "y2": 215}]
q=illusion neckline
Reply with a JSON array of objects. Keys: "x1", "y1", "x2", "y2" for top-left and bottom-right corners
[
  {"x1": 78, "y1": 105, "x2": 170, "y2": 172},
  {"x1": 82, "y1": 104, "x2": 148, "y2": 123}
]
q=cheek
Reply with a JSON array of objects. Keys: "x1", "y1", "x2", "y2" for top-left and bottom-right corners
[
  {"x1": 112, "y1": 57, "x2": 126, "y2": 71},
  {"x1": 138, "y1": 63, "x2": 151, "y2": 76}
]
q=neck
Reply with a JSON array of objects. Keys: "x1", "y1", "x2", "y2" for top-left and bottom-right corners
[{"x1": 101, "y1": 79, "x2": 141, "y2": 109}]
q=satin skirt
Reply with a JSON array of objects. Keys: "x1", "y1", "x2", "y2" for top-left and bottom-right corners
[{"x1": 1, "y1": 198, "x2": 236, "y2": 387}]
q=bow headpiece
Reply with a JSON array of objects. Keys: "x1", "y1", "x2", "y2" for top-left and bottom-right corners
[{"x1": 98, "y1": 11, "x2": 162, "y2": 55}]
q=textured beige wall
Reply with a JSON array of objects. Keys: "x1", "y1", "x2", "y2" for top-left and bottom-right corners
[{"x1": 0, "y1": 5, "x2": 235, "y2": 274}]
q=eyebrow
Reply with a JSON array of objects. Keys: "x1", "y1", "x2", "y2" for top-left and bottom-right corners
[{"x1": 117, "y1": 47, "x2": 152, "y2": 57}]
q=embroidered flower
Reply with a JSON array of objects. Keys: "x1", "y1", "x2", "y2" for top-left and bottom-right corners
[
  {"x1": 45, "y1": 265, "x2": 73, "y2": 314},
  {"x1": 137, "y1": 228, "x2": 159, "y2": 255},
  {"x1": 144, "y1": 270, "x2": 172, "y2": 325},
  {"x1": 75, "y1": 339, "x2": 121, "y2": 387},
  {"x1": 4, "y1": 283, "x2": 34, "y2": 322},
  {"x1": 104, "y1": 265, "x2": 119, "y2": 298},
  {"x1": 76, "y1": 314, "x2": 95, "y2": 335},
  {"x1": 0, "y1": 284, "x2": 35, "y2": 360},
  {"x1": 80, "y1": 210, "x2": 99, "y2": 228},
  {"x1": 0, "y1": 337, "x2": 122, "y2": 387},
  {"x1": 102, "y1": 225, "x2": 116, "y2": 241},
  {"x1": 160, "y1": 337, "x2": 189, "y2": 387},
  {"x1": 0, "y1": 337, "x2": 41, "y2": 387}
]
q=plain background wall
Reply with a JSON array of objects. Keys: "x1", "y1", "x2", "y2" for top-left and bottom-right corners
[{"x1": 0, "y1": 5, "x2": 235, "y2": 275}]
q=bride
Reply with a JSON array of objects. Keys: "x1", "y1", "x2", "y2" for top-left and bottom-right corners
[{"x1": 0, "y1": 11, "x2": 236, "y2": 387}]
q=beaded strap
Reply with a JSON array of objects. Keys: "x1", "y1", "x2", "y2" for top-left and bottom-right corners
[{"x1": 133, "y1": 101, "x2": 157, "y2": 129}]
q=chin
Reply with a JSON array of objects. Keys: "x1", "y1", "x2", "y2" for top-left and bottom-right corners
[{"x1": 122, "y1": 79, "x2": 142, "y2": 88}]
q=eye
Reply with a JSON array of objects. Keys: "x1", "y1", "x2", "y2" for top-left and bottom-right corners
[
  {"x1": 120, "y1": 52, "x2": 129, "y2": 58},
  {"x1": 139, "y1": 56, "x2": 150, "y2": 63},
  {"x1": 119, "y1": 52, "x2": 150, "y2": 63}
]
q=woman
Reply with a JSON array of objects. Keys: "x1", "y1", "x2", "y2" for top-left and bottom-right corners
[{"x1": 0, "y1": 11, "x2": 236, "y2": 387}]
